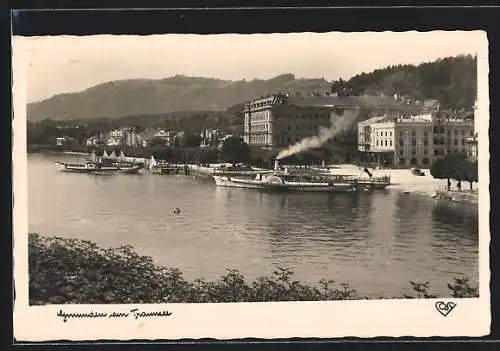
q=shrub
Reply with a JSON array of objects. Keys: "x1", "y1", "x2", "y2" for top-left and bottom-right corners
[{"x1": 28, "y1": 233, "x2": 478, "y2": 304}]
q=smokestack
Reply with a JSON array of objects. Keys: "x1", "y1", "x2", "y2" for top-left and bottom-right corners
[{"x1": 274, "y1": 160, "x2": 279, "y2": 172}]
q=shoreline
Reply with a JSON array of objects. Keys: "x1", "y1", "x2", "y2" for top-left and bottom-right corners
[{"x1": 28, "y1": 151, "x2": 478, "y2": 202}]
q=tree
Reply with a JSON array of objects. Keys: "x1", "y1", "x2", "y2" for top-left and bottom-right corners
[
  {"x1": 431, "y1": 154, "x2": 457, "y2": 190},
  {"x1": 181, "y1": 132, "x2": 202, "y2": 148},
  {"x1": 464, "y1": 160, "x2": 478, "y2": 191},
  {"x1": 149, "y1": 136, "x2": 167, "y2": 147},
  {"x1": 219, "y1": 136, "x2": 250, "y2": 164},
  {"x1": 430, "y1": 153, "x2": 472, "y2": 191}
]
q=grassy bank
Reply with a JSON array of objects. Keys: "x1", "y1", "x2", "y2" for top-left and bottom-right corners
[{"x1": 28, "y1": 233, "x2": 479, "y2": 304}]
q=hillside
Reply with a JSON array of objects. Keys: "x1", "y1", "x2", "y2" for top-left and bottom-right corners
[
  {"x1": 28, "y1": 55, "x2": 477, "y2": 122},
  {"x1": 27, "y1": 74, "x2": 331, "y2": 122},
  {"x1": 331, "y1": 54, "x2": 477, "y2": 109}
]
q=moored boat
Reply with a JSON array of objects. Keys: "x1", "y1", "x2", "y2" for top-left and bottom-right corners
[
  {"x1": 56, "y1": 161, "x2": 103, "y2": 173},
  {"x1": 56, "y1": 160, "x2": 142, "y2": 174},
  {"x1": 212, "y1": 160, "x2": 391, "y2": 192},
  {"x1": 213, "y1": 173, "x2": 360, "y2": 193}
]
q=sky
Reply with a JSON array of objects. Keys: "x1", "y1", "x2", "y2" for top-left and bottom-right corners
[{"x1": 13, "y1": 31, "x2": 485, "y2": 103}]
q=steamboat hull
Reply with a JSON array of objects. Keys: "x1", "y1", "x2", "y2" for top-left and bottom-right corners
[
  {"x1": 213, "y1": 176, "x2": 356, "y2": 193},
  {"x1": 56, "y1": 162, "x2": 100, "y2": 173},
  {"x1": 56, "y1": 162, "x2": 142, "y2": 174},
  {"x1": 115, "y1": 166, "x2": 142, "y2": 174}
]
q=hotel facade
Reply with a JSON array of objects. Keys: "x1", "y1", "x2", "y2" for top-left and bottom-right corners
[
  {"x1": 357, "y1": 111, "x2": 475, "y2": 167},
  {"x1": 243, "y1": 94, "x2": 336, "y2": 148}
]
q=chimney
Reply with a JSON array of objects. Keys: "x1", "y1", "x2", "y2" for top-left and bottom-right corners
[{"x1": 274, "y1": 160, "x2": 279, "y2": 172}]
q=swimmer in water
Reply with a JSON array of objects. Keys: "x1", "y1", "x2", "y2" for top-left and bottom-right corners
[{"x1": 173, "y1": 208, "x2": 181, "y2": 215}]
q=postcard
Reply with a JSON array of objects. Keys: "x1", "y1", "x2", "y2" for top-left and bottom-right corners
[{"x1": 12, "y1": 29, "x2": 490, "y2": 341}]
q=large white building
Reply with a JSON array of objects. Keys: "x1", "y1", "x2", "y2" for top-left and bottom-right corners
[
  {"x1": 358, "y1": 111, "x2": 474, "y2": 167},
  {"x1": 243, "y1": 94, "x2": 335, "y2": 147}
]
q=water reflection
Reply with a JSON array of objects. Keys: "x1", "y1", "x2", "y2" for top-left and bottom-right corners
[{"x1": 432, "y1": 202, "x2": 479, "y2": 236}]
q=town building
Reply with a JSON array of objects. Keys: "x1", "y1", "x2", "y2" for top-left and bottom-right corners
[
  {"x1": 56, "y1": 136, "x2": 75, "y2": 146},
  {"x1": 152, "y1": 130, "x2": 181, "y2": 146},
  {"x1": 465, "y1": 132, "x2": 478, "y2": 160},
  {"x1": 200, "y1": 128, "x2": 223, "y2": 147},
  {"x1": 357, "y1": 110, "x2": 474, "y2": 167},
  {"x1": 125, "y1": 131, "x2": 141, "y2": 147},
  {"x1": 243, "y1": 94, "x2": 335, "y2": 147},
  {"x1": 106, "y1": 129, "x2": 126, "y2": 146}
]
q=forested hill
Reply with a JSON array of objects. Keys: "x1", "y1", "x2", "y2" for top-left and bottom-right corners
[
  {"x1": 330, "y1": 55, "x2": 477, "y2": 109},
  {"x1": 28, "y1": 55, "x2": 477, "y2": 122},
  {"x1": 27, "y1": 74, "x2": 331, "y2": 122}
]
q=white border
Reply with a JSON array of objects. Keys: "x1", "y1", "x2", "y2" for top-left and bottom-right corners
[{"x1": 13, "y1": 31, "x2": 490, "y2": 341}]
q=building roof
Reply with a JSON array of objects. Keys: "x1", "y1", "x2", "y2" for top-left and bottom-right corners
[{"x1": 358, "y1": 116, "x2": 388, "y2": 126}]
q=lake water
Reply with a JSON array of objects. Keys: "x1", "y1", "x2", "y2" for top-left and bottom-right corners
[{"x1": 27, "y1": 153, "x2": 479, "y2": 298}]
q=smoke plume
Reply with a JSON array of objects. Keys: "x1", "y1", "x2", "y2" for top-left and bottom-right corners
[{"x1": 276, "y1": 109, "x2": 358, "y2": 160}]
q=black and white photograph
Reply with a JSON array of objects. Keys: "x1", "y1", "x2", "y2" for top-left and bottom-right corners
[{"x1": 13, "y1": 26, "x2": 490, "y2": 340}]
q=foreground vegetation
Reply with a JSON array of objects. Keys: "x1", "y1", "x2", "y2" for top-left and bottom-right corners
[{"x1": 28, "y1": 233, "x2": 479, "y2": 305}]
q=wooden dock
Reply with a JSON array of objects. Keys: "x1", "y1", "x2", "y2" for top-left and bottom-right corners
[{"x1": 150, "y1": 165, "x2": 191, "y2": 175}]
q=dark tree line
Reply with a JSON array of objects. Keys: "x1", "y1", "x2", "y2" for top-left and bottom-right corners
[{"x1": 331, "y1": 55, "x2": 477, "y2": 110}]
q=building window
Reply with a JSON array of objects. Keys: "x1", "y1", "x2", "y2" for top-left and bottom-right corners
[
  {"x1": 390, "y1": 131, "x2": 393, "y2": 137},
  {"x1": 410, "y1": 158, "x2": 417, "y2": 165},
  {"x1": 385, "y1": 140, "x2": 387, "y2": 146},
  {"x1": 462, "y1": 140, "x2": 465, "y2": 146},
  {"x1": 376, "y1": 140, "x2": 379, "y2": 146},
  {"x1": 424, "y1": 149, "x2": 428, "y2": 155},
  {"x1": 390, "y1": 140, "x2": 392, "y2": 146},
  {"x1": 411, "y1": 131, "x2": 416, "y2": 137},
  {"x1": 399, "y1": 158, "x2": 406, "y2": 165},
  {"x1": 399, "y1": 140, "x2": 404, "y2": 147},
  {"x1": 454, "y1": 139, "x2": 458, "y2": 146},
  {"x1": 399, "y1": 150, "x2": 404, "y2": 156},
  {"x1": 411, "y1": 140, "x2": 416, "y2": 146},
  {"x1": 422, "y1": 158, "x2": 429, "y2": 165},
  {"x1": 423, "y1": 139, "x2": 428, "y2": 146},
  {"x1": 423, "y1": 131, "x2": 428, "y2": 137},
  {"x1": 411, "y1": 149, "x2": 416, "y2": 156}
]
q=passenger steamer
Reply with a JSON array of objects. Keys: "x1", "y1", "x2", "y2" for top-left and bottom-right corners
[
  {"x1": 212, "y1": 160, "x2": 391, "y2": 193},
  {"x1": 56, "y1": 152, "x2": 142, "y2": 174}
]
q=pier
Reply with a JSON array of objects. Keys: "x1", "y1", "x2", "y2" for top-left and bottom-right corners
[{"x1": 150, "y1": 164, "x2": 191, "y2": 175}]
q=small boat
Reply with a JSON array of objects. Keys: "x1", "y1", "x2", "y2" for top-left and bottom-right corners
[
  {"x1": 56, "y1": 161, "x2": 103, "y2": 173},
  {"x1": 56, "y1": 160, "x2": 142, "y2": 174}
]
